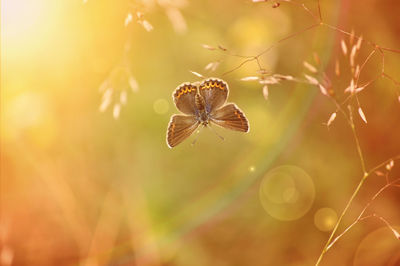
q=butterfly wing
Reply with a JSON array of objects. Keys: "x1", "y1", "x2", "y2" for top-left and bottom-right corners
[
  {"x1": 166, "y1": 115, "x2": 200, "y2": 148},
  {"x1": 210, "y1": 103, "x2": 249, "y2": 132},
  {"x1": 199, "y1": 78, "x2": 228, "y2": 113},
  {"x1": 173, "y1": 83, "x2": 198, "y2": 115}
]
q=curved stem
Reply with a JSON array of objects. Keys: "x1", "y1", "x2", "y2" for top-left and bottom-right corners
[{"x1": 315, "y1": 173, "x2": 368, "y2": 266}]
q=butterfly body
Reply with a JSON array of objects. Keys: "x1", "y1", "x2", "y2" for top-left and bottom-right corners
[
  {"x1": 194, "y1": 92, "x2": 209, "y2": 125},
  {"x1": 167, "y1": 78, "x2": 249, "y2": 148}
]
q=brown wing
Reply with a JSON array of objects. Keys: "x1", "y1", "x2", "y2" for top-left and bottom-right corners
[
  {"x1": 199, "y1": 78, "x2": 228, "y2": 113},
  {"x1": 173, "y1": 83, "x2": 198, "y2": 115},
  {"x1": 166, "y1": 115, "x2": 199, "y2": 148},
  {"x1": 210, "y1": 103, "x2": 249, "y2": 132}
]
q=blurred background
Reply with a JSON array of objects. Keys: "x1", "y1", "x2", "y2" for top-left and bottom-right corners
[{"x1": 1, "y1": 0, "x2": 400, "y2": 265}]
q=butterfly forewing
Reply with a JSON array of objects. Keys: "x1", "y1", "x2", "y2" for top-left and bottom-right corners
[
  {"x1": 166, "y1": 115, "x2": 199, "y2": 148},
  {"x1": 173, "y1": 83, "x2": 198, "y2": 115},
  {"x1": 210, "y1": 103, "x2": 249, "y2": 132},
  {"x1": 199, "y1": 78, "x2": 228, "y2": 112}
]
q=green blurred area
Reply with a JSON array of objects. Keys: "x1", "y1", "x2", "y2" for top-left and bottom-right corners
[{"x1": 2, "y1": 0, "x2": 400, "y2": 265}]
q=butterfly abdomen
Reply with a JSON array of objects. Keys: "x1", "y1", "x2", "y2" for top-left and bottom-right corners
[
  {"x1": 195, "y1": 93, "x2": 206, "y2": 111},
  {"x1": 195, "y1": 93, "x2": 209, "y2": 124}
]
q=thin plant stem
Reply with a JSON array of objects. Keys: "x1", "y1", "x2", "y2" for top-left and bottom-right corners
[
  {"x1": 315, "y1": 173, "x2": 368, "y2": 266},
  {"x1": 368, "y1": 155, "x2": 400, "y2": 174},
  {"x1": 355, "y1": 49, "x2": 376, "y2": 86},
  {"x1": 316, "y1": 101, "x2": 367, "y2": 265},
  {"x1": 221, "y1": 58, "x2": 255, "y2": 76},
  {"x1": 348, "y1": 106, "x2": 367, "y2": 174},
  {"x1": 326, "y1": 178, "x2": 400, "y2": 250}
]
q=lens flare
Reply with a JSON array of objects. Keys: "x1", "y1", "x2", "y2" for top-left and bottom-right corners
[
  {"x1": 354, "y1": 226, "x2": 400, "y2": 266},
  {"x1": 259, "y1": 165, "x2": 315, "y2": 221},
  {"x1": 314, "y1": 208, "x2": 338, "y2": 232}
]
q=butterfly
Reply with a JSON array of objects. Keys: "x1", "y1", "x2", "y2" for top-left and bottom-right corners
[{"x1": 166, "y1": 78, "x2": 249, "y2": 148}]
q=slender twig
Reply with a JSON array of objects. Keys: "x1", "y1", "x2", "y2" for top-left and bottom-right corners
[
  {"x1": 315, "y1": 172, "x2": 368, "y2": 266},
  {"x1": 317, "y1": 0, "x2": 322, "y2": 22},
  {"x1": 259, "y1": 23, "x2": 320, "y2": 57},
  {"x1": 316, "y1": 156, "x2": 400, "y2": 265},
  {"x1": 348, "y1": 106, "x2": 367, "y2": 174},
  {"x1": 355, "y1": 49, "x2": 376, "y2": 86},
  {"x1": 380, "y1": 46, "x2": 400, "y2": 53},
  {"x1": 367, "y1": 155, "x2": 400, "y2": 175},
  {"x1": 221, "y1": 58, "x2": 255, "y2": 76},
  {"x1": 382, "y1": 72, "x2": 400, "y2": 87},
  {"x1": 280, "y1": 0, "x2": 320, "y2": 22},
  {"x1": 326, "y1": 178, "x2": 400, "y2": 250}
]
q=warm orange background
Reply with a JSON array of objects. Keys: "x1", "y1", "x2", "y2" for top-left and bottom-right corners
[{"x1": 1, "y1": 0, "x2": 400, "y2": 265}]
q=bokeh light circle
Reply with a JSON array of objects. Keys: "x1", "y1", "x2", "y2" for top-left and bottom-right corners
[
  {"x1": 354, "y1": 226, "x2": 400, "y2": 266},
  {"x1": 314, "y1": 208, "x2": 338, "y2": 232},
  {"x1": 259, "y1": 165, "x2": 315, "y2": 221}
]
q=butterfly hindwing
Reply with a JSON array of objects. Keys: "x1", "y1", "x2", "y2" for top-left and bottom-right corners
[
  {"x1": 210, "y1": 103, "x2": 249, "y2": 132},
  {"x1": 166, "y1": 115, "x2": 199, "y2": 148},
  {"x1": 199, "y1": 78, "x2": 228, "y2": 113}
]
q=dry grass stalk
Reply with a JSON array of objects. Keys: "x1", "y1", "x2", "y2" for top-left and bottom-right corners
[
  {"x1": 273, "y1": 74, "x2": 294, "y2": 81},
  {"x1": 356, "y1": 35, "x2": 363, "y2": 50},
  {"x1": 140, "y1": 20, "x2": 154, "y2": 32},
  {"x1": 341, "y1": 40, "x2": 348, "y2": 55},
  {"x1": 303, "y1": 61, "x2": 318, "y2": 73},
  {"x1": 326, "y1": 112, "x2": 337, "y2": 127},
  {"x1": 259, "y1": 76, "x2": 279, "y2": 84},
  {"x1": 358, "y1": 107, "x2": 367, "y2": 123},
  {"x1": 120, "y1": 91, "x2": 127, "y2": 105},
  {"x1": 134, "y1": 11, "x2": 153, "y2": 31},
  {"x1": 349, "y1": 28, "x2": 355, "y2": 45},
  {"x1": 257, "y1": 69, "x2": 269, "y2": 75},
  {"x1": 241, "y1": 76, "x2": 259, "y2": 81},
  {"x1": 350, "y1": 45, "x2": 357, "y2": 67},
  {"x1": 304, "y1": 74, "x2": 319, "y2": 85},
  {"x1": 98, "y1": 66, "x2": 138, "y2": 118},
  {"x1": 202, "y1": 44, "x2": 216, "y2": 50},
  {"x1": 204, "y1": 62, "x2": 220, "y2": 72},
  {"x1": 129, "y1": 77, "x2": 139, "y2": 92},
  {"x1": 125, "y1": 13, "x2": 133, "y2": 27},
  {"x1": 113, "y1": 103, "x2": 121, "y2": 119},
  {"x1": 318, "y1": 84, "x2": 328, "y2": 96},
  {"x1": 313, "y1": 52, "x2": 320, "y2": 66},
  {"x1": 272, "y1": 2, "x2": 281, "y2": 8},
  {"x1": 218, "y1": 45, "x2": 227, "y2": 51},
  {"x1": 262, "y1": 85, "x2": 269, "y2": 100},
  {"x1": 354, "y1": 65, "x2": 360, "y2": 79},
  {"x1": 326, "y1": 176, "x2": 400, "y2": 251},
  {"x1": 335, "y1": 59, "x2": 340, "y2": 76},
  {"x1": 189, "y1": 71, "x2": 204, "y2": 78},
  {"x1": 377, "y1": 215, "x2": 400, "y2": 239},
  {"x1": 99, "y1": 95, "x2": 111, "y2": 112},
  {"x1": 386, "y1": 159, "x2": 394, "y2": 170}
]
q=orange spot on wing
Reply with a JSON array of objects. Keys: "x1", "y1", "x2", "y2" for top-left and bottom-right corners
[
  {"x1": 201, "y1": 81, "x2": 226, "y2": 91},
  {"x1": 234, "y1": 110, "x2": 245, "y2": 127},
  {"x1": 176, "y1": 86, "x2": 195, "y2": 99}
]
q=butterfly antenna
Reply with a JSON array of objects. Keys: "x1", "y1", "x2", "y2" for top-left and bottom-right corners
[
  {"x1": 191, "y1": 126, "x2": 204, "y2": 146},
  {"x1": 209, "y1": 124, "x2": 225, "y2": 141}
]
